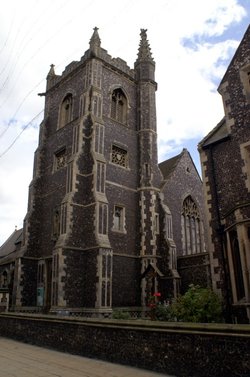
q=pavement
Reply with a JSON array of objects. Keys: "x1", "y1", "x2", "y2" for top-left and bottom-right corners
[{"x1": 0, "y1": 337, "x2": 174, "y2": 377}]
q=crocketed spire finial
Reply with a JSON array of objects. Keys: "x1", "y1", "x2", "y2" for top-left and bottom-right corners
[{"x1": 136, "y1": 29, "x2": 154, "y2": 64}]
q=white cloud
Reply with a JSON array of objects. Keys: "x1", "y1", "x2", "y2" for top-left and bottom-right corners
[
  {"x1": 0, "y1": 0, "x2": 248, "y2": 244},
  {"x1": 156, "y1": 38, "x2": 240, "y2": 146}
]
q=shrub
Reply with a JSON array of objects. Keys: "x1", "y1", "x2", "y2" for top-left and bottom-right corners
[
  {"x1": 155, "y1": 303, "x2": 174, "y2": 321},
  {"x1": 171, "y1": 284, "x2": 223, "y2": 323},
  {"x1": 112, "y1": 309, "x2": 130, "y2": 320}
]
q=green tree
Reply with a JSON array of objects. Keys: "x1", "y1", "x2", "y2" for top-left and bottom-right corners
[{"x1": 171, "y1": 284, "x2": 223, "y2": 323}]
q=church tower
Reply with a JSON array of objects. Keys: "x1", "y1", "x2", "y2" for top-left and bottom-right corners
[{"x1": 10, "y1": 28, "x2": 179, "y2": 315}]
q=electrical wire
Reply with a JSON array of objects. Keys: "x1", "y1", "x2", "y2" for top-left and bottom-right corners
[
  {"x1": 0, "y1": 77, "x2": 45, "y2": 139},
  {"x1": 0, "y1": 0, "x2": 96, "y2": 113},
  {"x1": 0, "y1": 0, "x2": 68, "y2": 94},
  {"x1": 0, "y1": 0, "x2": 69, "y2": 94},
  {"x1": 0, "y1": 5, "x2": 30, "y2": 80},
  {"x1": 0, "y1": 0, "x2": 162, "y2": 156},
  {"x1": 0, "y1": 109, "x2": 44, "y2": 158},
  {"x1": 0, "y1": 6, "x2": 16, "y2": 56}
]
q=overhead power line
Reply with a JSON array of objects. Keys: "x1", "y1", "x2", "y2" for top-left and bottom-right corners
[
  {"x1": 0, "y1": 78, "x2": 45, "y2": 139},
  {"x1": 0, "y1": 7, "x2": 16, "y2": 56},
  {"x1": 0, "y1": 109, "x2": 44, "y2": 159},
  {"x1": 0, "y1": 0, "x2": 94, "y2": 109}
]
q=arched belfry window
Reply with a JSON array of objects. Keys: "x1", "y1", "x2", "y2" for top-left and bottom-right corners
[
  {"x1": 59, "y1": 94, "x2": 73, "y2": 128},
  {"x1": 181, "y1": 196, "x2": 203, "y2": 255},
  {"x1": 111, "y1": 88, "x2": 127, "y2": 124}
]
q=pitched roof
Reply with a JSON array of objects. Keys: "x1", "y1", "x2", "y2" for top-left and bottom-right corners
[
  {"x1": 158, "y1": 150, "x2": 184, "y2": 180},
  {"x1": 0, "y1": 228, "x2": 23, "y2": 259},
  {"x1": 219, "y1": 24, "x2": 250, "y2": 90},
  {"x1": 198, "y1": 117, "x2": 229, "y2": 149}
]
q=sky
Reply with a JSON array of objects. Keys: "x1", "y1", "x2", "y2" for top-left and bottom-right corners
[{"x1": 0, "y1": 0, "x2": 249, "y2": 245}]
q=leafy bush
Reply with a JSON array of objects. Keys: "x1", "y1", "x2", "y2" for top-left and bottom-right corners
[
  {"x1": 155, "y1": 304, "x2": 174, "y2": 321},
  {"x1": 171, "y1": 284, "x2": 223, "y2": 323},
  {"x1": 112, "y1": 309, "x2": 130, "y2": 320}
]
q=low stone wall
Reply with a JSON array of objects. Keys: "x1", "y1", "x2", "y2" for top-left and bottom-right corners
[{"x1": 0, "y1": 313, "x2": 249, "y2": 377}]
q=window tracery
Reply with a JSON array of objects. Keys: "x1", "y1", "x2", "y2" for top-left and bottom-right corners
[
  {"x1": 111, "y1": 145, "x2": 128, "y2": 168},
  {"x1": 181, "y1": 196, "x2": 203, "y2": 255},
  {"x1": 111, "y1": 88, "x2": 127, "y2": 124},
  {"x1": 59, "y1": 94, "x2": 73, "y2": 128},
  {"x1": 113, "y1": 205, "x2": 125, "y2": 232},
  {"x1": 55, "y1": 149, "x2": 66, "y2": 170}
]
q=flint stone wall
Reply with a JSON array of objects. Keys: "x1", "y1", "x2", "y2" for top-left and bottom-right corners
[{"x1": 0, "y1": 313, "x2": 249, "y2": 377}]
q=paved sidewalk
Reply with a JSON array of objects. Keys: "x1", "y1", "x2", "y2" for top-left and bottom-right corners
[{"x1": 0, "y1": 337, "x2": 174, "y2": 377}]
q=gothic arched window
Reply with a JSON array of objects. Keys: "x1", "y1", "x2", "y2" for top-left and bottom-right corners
[
  {"x1": 181, "y1": 196, "x2": 203, "y2": 255},
  {"x1": 2, "y1": 271, "x2": 8, "y2": 288},
  {"x1": 59, "y1": 94, "x2": 73, "y2": 128},
  {"x1": 52, "y1": 209, "x2": 60, "y2": 240},
  {"x1": 111, "y1": 88, "x2": 127, "y2": 124}
]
